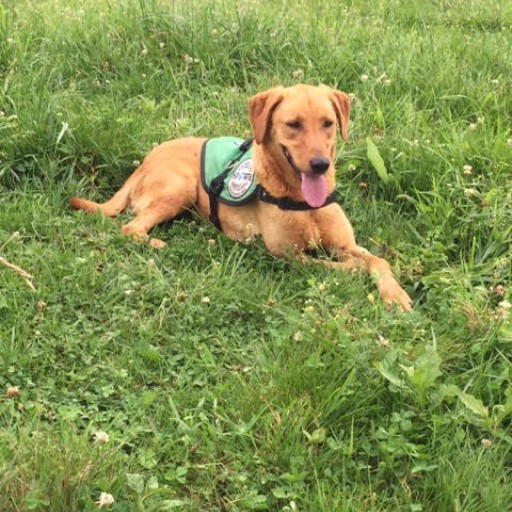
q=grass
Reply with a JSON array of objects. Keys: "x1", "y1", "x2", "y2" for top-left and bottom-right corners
[{"x1": 1, "y1": 0, "x2": 511, "y2": 510}]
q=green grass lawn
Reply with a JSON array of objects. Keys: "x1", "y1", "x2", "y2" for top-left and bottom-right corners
[{"x1": 1, "y1": 0, "x2": 511, "y2": 510}]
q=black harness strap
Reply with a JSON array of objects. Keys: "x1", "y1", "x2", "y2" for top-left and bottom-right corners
[
  {"x1": 207, "y1": 138, "x2": 254, "y2": 230},
  {"x1": 257, "y1": 186, "x2": 337, "y2": 211}
]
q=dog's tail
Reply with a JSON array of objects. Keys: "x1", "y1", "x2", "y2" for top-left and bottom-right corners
[
  {"x1": 70, "y1": 180, "x2": 133, "y2": 217},
  {"x1": 70, "y1": 162, "x2": 148, "y2": 216},
  {"x1": 69, "y1": 191, "x2": 127, "y2": 217}
]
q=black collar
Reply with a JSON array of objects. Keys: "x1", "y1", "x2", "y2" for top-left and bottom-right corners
[{"x1": 257, "y1": 185, "x2": 337, "y2": 211}]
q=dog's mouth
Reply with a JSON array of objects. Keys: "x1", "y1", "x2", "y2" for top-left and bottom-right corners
[{"x1": 281, "y1": 145, "x2": 328, "y2": 208}]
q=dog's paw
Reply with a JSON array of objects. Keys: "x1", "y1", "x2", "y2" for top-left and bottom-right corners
[
  {"x1": 384, "y1": 289, "x2": 413, "y2": 312},
  {"x1": 378, "y1": 275, "x2": 413, "y2": 312}
]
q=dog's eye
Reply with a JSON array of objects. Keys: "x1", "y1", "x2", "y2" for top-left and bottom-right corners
[
  {"x1": 323, "y1": 120, "x2": 334, "y2": 128},
  {"x1": 286, "y1": 120, "x2": 302, "y2": 130}
]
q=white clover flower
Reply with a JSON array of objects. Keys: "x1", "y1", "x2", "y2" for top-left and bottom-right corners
[
  {"x1": 495, "y1": 285, "x2": 505, "y2": 297},
  {"x1": 6, "y1": 386, "x2": 20, "y2": 398},
  {"x1": 378, "y1": 335, "x2": 390, "y2": 348},
  {"x1": 95, "y1": 492, "x2": 114, "y2": 508},
  {"x1": 498, "y1": 300, "x2": 511, "y2": 310},
  {"x1": 93, "y1": 431, "x2": 110, "y2": 444},
  {"x1": 292, "y1": 68, "x2": 304, "y2": 79},
  {"x1": 496, "y1": 300, "x2": 510, "y2": 320}
]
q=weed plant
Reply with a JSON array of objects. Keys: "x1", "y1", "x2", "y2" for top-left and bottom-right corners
[{"x1": 0, "y1": 0, "x2": 511, "y2": 510}]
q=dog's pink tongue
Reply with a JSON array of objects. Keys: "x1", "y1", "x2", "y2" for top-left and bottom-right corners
[{"x1": 301, "y1": 174, "x2": 327, "y2": 208}]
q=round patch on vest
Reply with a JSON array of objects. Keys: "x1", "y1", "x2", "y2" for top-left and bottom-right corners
[{"x1": 227, "y1": 159, "x2": 255, "y2": 198}]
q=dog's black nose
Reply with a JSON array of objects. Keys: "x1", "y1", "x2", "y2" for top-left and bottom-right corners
[{"x1": 309, "y1": 157, "x2": 330, "y2": 175}]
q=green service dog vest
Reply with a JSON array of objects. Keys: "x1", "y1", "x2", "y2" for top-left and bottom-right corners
[
  {"x1": 201, "y1": 137, "x2": 256, "y2": 230},
  {"x1": 201, "y1": 137, "x2": 256, "y2": 205}
]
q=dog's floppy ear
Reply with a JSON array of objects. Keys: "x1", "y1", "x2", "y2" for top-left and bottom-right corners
[
  {"x1": 328, "y1": 89, "x2": 351, "y2": 142},
  {"x1": 248, "y1": 87, "x2": 284, "y2": 144}
]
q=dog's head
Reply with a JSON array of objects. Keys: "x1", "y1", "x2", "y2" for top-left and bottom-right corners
[{"x1": 248, "y1": 84, "x2": 350, "y2": 207}]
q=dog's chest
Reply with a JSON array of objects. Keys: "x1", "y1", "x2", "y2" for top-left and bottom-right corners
[
  {"x1": 261, "y1": 208, "x2": 325, "y2": 251},
  {"x1": 288, "y1": 215, "x2": 323, "y2": 249}
]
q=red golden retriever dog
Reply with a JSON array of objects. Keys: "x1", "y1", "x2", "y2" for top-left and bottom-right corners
[{"x1": 70, "y1": 84, "x2": 412, "y2": 311}]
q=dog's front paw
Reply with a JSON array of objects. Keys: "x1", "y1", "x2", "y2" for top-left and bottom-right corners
[
  {"x1": 384, "y1": 288, "x2": 413, "y2": 312},
  {"x1": 377, "y1": 275, "x2": 413, "y2": 312}
]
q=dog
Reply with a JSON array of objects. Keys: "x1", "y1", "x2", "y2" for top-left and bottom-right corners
[{"x1": 70, "y1": 84, "x2": 412, "y2": 311}]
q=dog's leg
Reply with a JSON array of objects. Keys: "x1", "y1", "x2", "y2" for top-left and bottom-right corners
[
  {"x1": 318, "y1": 247, "x2": 412, "y2": 311},
  {"x1": 120, "y1": 199, "x2": 189, "y2": 249}
]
